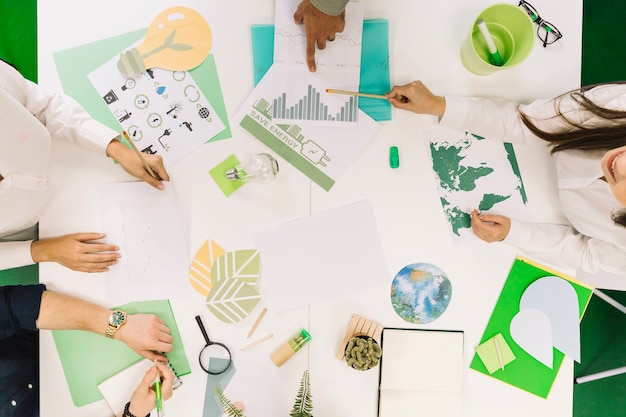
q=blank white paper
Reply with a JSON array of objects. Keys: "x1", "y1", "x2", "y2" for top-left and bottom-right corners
[
  {"x1": 253, "y1": 200, "x2": 389, "y2": 312},
  {"x1": 99, "y1": 181, "x2": 191, "y2": 304}
]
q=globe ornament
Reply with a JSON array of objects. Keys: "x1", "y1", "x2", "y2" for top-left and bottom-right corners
[{"x1": 390, "y1": 262, "x2": 452, "y2": 324}]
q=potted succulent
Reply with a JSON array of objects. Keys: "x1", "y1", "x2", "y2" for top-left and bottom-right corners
[{"x1": 344, "y1": 336, "x2": 382, "y2": 371}]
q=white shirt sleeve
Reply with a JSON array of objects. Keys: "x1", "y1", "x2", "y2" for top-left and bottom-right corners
[
  {"x1": 441, "y1": 84, "x2": 626, "y2": 146},
  {"x1": 0, "y1": 241, "x2": 35, "y2": 270},
  {"x1": 0, "y1": 60, "x2": 118, "y2": 154},
  {"x1": 505, "y1": 218, "x2": 626, "y2": 275}
]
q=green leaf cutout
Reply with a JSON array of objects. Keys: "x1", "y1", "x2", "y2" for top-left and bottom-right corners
[{"x1": 205, "y1": 250, "x2": 262, "y2": 323}]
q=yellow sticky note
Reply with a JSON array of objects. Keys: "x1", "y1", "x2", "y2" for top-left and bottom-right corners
[{"x1": 475, "y1": 333, "x2": 516, "y2": 374}]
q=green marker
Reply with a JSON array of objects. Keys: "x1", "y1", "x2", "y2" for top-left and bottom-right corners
[
  {"x1": 389, "y1": 146, "x2": 400, "y2": 169},
  {"x1": 476, "y1": 19, "x2": 503, "y2": 66},
  {"x1": 153, "y1": 360, "x2": 164, "y2": 417}
]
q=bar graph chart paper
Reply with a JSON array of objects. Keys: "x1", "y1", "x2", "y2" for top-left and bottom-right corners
[{"x1": 271, "y1": 84, "x2": 358, "y2": 123}]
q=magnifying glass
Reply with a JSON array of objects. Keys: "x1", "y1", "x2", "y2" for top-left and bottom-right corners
[{"x1": 195, "y1": 315, "x2": 232, "y2": 375}]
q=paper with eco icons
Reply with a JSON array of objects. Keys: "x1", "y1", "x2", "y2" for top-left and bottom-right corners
[
  {"x1": 510, "y1": 275, "x2": 582, "y2": 368},
  {"x1": 189, "y1": 240, "x2": 262, "y2": 323},
  {"x1": 88, "y1": 46, "x2": 226, "y2": 166}
]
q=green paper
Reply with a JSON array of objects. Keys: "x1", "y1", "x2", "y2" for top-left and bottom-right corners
[
  {"x1": 0, "y1": 264, "x2": 38, "y2": 286},
  {"x1": 53, "y1": 29, "x2": 231, "y2": 142},
  {"x1": 209, "y1": 154, "x2": 246, "y2": 196},
  {"x1": 52, "y1": 299, "x2": 190, "y2": 407},
  {"x1": 469, "y1": 257, "x2": 593, "y2": 398},
  {"x1": 574, "y1": 290, "x2": 626, "y2": 417},
  {"x1": 250, "y1": 20, "x2": 391, "y2": 121},
  {"x1": 582, "y1": 0, "x2": 626, "y2": 86},
  {"x1": 0, "y1": 0, "x2": 37, "y2": 82},
  {"x1": 475, "y1": 333, "x2": 516, "y2": 374}
]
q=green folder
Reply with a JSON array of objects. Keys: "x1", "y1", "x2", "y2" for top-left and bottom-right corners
[
  {"x1": 52, "y1": 299, "x2": 191, "y2": 407},
  {"x1": 251, "y1": 19, "x2": 392, "y2": 121},
  {"x1": 574, "y1": 289, "x2": 626, "y2": 417},
  {"x1": 470, "y1": 257, "x2": 594, "y2": 398},
  {"x1": 53, "y1": 28, "x2": 231, "y2": 142}
]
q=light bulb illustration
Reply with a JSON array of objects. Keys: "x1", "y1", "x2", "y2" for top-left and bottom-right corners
[
  {"x1": 117, "y1": 6, "x2": 212, "y2": 76},
  {"x1": 226, "y1": 153, "x2": 280, "y2": 183}
]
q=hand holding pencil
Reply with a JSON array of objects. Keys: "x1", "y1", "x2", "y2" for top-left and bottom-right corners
[
  {"x1": 105, "y1": 132, "x2": 170, "y2": 190},
  {"x1": 385, "y1": 80, "x2": 447, "y2": 117}
]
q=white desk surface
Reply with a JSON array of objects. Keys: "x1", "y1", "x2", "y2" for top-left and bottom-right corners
[{"x1": 37, "y1": 0, "x2": 582, "y2": 416}]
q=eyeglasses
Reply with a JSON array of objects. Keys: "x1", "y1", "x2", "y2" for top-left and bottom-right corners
[
  {"x1": 518, "y1": 0, "x2": 563, "y2": 47},
  {"x1": 195, "y1": 315, "x2": 232, "y2": 375}
]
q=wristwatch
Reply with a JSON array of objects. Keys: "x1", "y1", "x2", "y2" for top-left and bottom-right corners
[{"x1": 105, "y1": 309, "x2": 127, "y2": 339}]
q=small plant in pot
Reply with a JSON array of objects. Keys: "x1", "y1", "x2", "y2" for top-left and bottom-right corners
[{"x1": 345, "y1": 335, "x2": 382, "y2": 371}]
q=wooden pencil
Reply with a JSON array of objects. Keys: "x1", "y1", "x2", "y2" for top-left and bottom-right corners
[
  {"x1": 122, "y1": 130, "x2": 159, "y2": 180},
  {"x1": 247, "y1": 307, "x2": 267, "y2": 338},
  {"x1": 241, "y1": 333, "x2": 274, "y2": 351},
  {"x1": 325, "y1": 89, "x2": 388, "y2": 100}
]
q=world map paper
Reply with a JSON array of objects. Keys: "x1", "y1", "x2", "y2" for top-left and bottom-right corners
[{"x1": 424, "y1": 126, "x2": 529, "y2": 242}]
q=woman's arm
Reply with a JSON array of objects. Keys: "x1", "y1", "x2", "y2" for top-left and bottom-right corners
[
  {"x1": 472, "y1": 212, "x2": 626, "y2": 274},
  {"x1": 0, "y1": 60, "x2": 117, "y2": 154}
]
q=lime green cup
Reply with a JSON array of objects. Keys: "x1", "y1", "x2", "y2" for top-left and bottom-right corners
[{"x1": 460, "y1": 3, "x2": 535, "y2": 75}]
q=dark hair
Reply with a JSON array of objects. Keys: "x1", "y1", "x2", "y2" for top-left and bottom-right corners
[
  {"x1": 519, "y1": 83, "x2": 626, "y2": 154},
  {"x1": 519, "y1": 83, "x2": 626, "y2": 228}
]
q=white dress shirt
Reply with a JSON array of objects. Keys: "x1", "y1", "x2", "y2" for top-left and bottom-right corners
[
  {"x1": 440, "y1": 84, "x2": 626, "y2": 275},
  {"x1": 0, "y1": 60, "x2": 118, "y2": 270}
]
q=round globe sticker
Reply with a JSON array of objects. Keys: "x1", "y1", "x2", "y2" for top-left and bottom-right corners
[{"x1": 390, "y1": 263, "x2": 452, "y2": 324}]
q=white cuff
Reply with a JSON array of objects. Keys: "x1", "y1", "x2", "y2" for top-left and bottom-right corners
[{"x1": 0, "y1": 240, "x2": 36, "y2": 270}]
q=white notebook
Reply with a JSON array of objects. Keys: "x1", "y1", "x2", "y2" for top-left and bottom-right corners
[{"x1": 378, "y1": 328, "x2": 464, "y2": 417}]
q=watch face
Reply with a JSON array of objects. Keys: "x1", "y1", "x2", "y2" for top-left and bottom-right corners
[{"x1": 110, "y1": 310, "x2": 126, "y2": 326}]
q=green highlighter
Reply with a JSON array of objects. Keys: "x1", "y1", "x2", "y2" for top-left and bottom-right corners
[
  {"x1": 153, "y1": 360, "x2": 164, "y2": 417},
  {"x1": 389, "y1": 146, "x2": 400, "y2": 169},
  {"x1": 476, "y1": 19, "x2": 504, "y2": 66}
]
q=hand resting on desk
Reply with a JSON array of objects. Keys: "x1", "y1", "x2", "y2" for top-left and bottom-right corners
[{"x1": 30, "y1": 232, "x2": 121, "y2": 273}]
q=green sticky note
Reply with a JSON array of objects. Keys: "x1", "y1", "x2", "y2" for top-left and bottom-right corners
[
  {"x1": 209, "y1": 154, "x2": 246, "y2": 196},
  {"x1": 475, "y1": 333, "x2": 516, "y2": 374},
  {"x1": 52, "y1": 299, "x2": 190, "y2": 407}
]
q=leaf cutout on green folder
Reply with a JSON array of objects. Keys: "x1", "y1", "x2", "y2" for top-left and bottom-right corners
[{"x1": 205, "y1": 249, "x2": 262, "y2": 323}]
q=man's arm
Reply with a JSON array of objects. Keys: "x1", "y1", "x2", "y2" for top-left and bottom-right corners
[
  {"x1": 36, "y1": 290, "x2": 174, "y2": 360},
  {"x1": 294, "y1": 0, "x2": 349, "y2": 72},
  {"x1": 311, "y1": 0, "x2": 349, "y2": 16}
]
